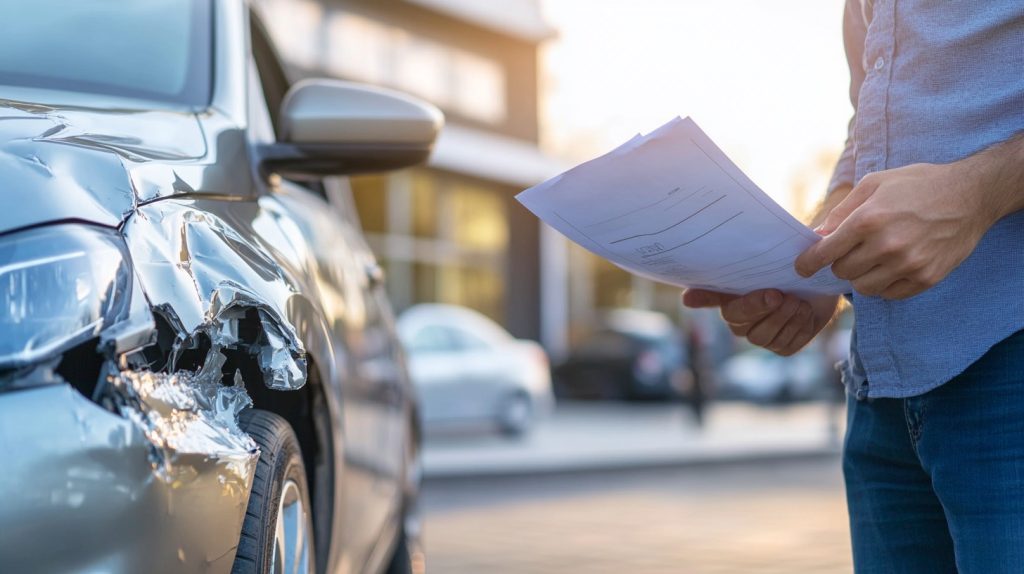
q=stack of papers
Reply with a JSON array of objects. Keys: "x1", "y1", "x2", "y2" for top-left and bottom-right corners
[{"x1": 517, "y1": 117, "x2": 851, "y2": 297}]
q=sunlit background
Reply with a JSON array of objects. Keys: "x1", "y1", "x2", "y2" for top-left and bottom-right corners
[
  {"x1": 542, "y1": 0, "x2": 851, "y2": 216},
  {"x1": 256, "y1": 0, "x2": 854, "y2": 571}
]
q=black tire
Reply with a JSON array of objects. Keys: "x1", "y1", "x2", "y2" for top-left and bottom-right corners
[
  {"x1": 232, "y1": 410, "x2": 315, "y2": 574},
  {"x1": 498, "y1": 392, "x2": 533, "y2": 438},
  {"x1": 385, "y1": 532, "x2": 414, "y2": 574}
]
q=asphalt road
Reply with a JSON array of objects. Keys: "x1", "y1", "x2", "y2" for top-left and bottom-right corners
[{"x1": 421, "y1": 457, "x2": 853, "y2": 574}]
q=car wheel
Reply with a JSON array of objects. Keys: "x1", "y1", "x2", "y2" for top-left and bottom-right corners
[
  {"x1": 498, "y1": 392, "x2": 533, "y2": 437},
  {"x1": 232, "y1": 410, "x2": 314, "y2": 574},
  {"x1": 385, "y1": 530, "x2": 414, "y2": 574}
]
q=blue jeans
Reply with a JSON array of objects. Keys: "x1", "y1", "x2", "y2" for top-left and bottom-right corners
[{"x1": 844, "y1": 329, "x2": 1024, "y2": 573}]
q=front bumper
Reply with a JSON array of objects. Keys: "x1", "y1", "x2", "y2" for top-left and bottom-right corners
[{"x1": 0, "y1": 385, "x2": 251, "y2": 573}]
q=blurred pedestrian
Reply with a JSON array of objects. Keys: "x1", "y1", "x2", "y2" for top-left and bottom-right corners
[
  {"x1": 683, "y1": 316, "x2": 707, "y2": 428},
  {"x1": 683, "y1": 1, "x2": 1024, "y2": 571}
]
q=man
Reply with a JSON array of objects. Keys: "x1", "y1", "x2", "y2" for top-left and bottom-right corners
[{"x1": 683, "y1": 1, "x2": 1024, "y2": 572}]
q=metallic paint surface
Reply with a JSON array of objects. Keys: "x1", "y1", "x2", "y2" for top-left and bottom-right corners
[
  {"x1": 0, "y1": 385, "x2": 254, "y2": 573},
  {"x1": 0, "y1": 1, "x2": 421, "y2": 570}
]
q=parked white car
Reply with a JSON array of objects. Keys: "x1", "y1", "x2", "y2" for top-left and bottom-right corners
[
  {"x1": 719, "y1": 344, "x2": 831, "y2": 403},
  {"x1": 397, "y1": 304, "x2": 553, "y2": 436}
]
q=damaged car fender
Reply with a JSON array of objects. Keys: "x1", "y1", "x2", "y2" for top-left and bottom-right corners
[{"x1": 123, "y1": 198, "x2": 309, "y2": 391}]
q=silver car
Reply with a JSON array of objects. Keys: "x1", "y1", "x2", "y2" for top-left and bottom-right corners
[
  {"x1": 397, "y1": 304, "x2": 554, "y2": 437},
  {"x1": 0, "y1": 1, "x2": 441, "y2": 572}
]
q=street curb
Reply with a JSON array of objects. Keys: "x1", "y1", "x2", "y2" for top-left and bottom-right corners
[{"x1": 423, "y1": 444, "x2": 841, "y2": 482}]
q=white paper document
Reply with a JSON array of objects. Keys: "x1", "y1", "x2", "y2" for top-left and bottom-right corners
[{"x1": 517, "y1": 117, "x2": 852, "y2": 296}]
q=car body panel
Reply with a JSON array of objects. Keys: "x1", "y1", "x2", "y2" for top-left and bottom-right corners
[
  {"x1": 0, "y1": 385, "x2": 253, "y2": 574},
  {"x1": 0, "y1": 1, "x2": 419, "y2": 572}
]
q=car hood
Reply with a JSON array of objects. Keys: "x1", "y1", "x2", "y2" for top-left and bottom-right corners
[{"x1": 0, "y1": 99, "x2": 208, "y2": 234}]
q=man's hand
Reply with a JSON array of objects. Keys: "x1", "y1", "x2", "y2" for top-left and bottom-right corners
[
  {"x1": 795, "y1": 159, "x2": 1010, "y2": 300},
  {"x1": 682, "y1": 289, "x2": 840, "y2": 356}
]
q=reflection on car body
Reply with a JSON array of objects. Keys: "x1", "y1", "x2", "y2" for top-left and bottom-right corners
[{"x1": 0, "y1": 1, "x2": 441, "y2": 573}]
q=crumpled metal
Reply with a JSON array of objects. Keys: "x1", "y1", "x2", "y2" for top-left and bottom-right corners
[
  {"x1": 107, "y1": 351, "x2": 258, "y2": 484},
  {"x1": 124, "y1": 199, "x2": 308, "y2": 391},
  {"x1": 0, "y1": 383, "x2": 257, "y2": 573},
  {"x1": 0, "y1": 92, "x2": 314, "y2": 573}
]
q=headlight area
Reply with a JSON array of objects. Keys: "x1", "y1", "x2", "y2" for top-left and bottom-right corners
[
  {"x1": 0, "y1": 224, "x2": 147, "y2": 394},
  {"x1": 0, "y1": 222, "x2": 262, "y2": 572}
]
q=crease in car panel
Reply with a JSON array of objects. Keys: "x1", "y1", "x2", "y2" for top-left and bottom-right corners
[
  {"x1": 1, "y1": 206, "x2": 308, "y2": 489},
  {"x1": 123, "y1": 200, "x2": 308, "y2": 389}
]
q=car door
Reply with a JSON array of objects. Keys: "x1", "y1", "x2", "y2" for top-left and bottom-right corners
[
  {"x1": 323, "y1": 177, "x2": 406, "y2": 544},
  {"x1": 248, "y1": 14, "x2": 401, "y2": 570}
]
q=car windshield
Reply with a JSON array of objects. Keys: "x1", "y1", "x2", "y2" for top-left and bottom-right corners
[{"x1": 0, "y1": 0, "x2": 211, "y2": 106}]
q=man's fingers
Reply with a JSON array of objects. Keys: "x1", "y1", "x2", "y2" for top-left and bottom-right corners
[
  {"x1": 830, "y1": 246, "x2": 876, "y2": 281},
  {"x1": 767, "y1": 301, "x2": 814, "y2": 353},
  {"x1": 779, "y1": 321, "x2": 818, "y2": 357},
  {"x1": 851, "y1": 267, "x2": 900, "y2": 297},
  {"x1": 880, "y1": 279, "x2": 926, "y2": 300},
  {"x1": 681, "y1": 289, "x2": 737, "y2": 308},
  {"x1": 720, "y1": 289, "x2": 783, "y2": 326},
  {"x1": 745, "y1": 295, "x2": 801, "y2": 347},
  {"x1": 795, "y1": 221, "x2": 863, "y2": 278},
  {"x1": 816, "y1": 181, "x2": 876, "y2": 235}
]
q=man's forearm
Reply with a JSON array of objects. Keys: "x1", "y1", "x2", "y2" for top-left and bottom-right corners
[{"x1": 966, "y1": 131, "x2": 1024, "y2": 224}]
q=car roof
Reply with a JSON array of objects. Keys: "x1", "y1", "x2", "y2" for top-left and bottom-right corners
[{"x1": 397, "y1": 304, "x2": 512, "y2": 345}]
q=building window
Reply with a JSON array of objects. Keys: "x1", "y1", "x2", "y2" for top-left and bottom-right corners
[
  {"x1": 593, "y1": 258, "x2": 632, "y2": 309},
  {"x1": 439, "y1": 264, "x2": 504, "y2": 321},
  {"x1": 257, "y1": 0, "x2": 323, "y2": 70},
  {"x1": 350, "y1": 170, "x2": 508, "y2": 322},
  {"x1": 410, "y1": 172, "x2": 438, "y2": 238},
  {"x1": 312, "y1": 11, "x2": 508, "y2": 124},
  {"x1": 349, "y1": 174, "x2": 388, "y2": 234},
  {"x1": 449, "y1": 180, "x2": 508, "y2": 251}
]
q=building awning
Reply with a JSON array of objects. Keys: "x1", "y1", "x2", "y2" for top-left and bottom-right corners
[
  {"x1": 403, "y1": 0, "x2": 557, "y2": 42},
  {"x1": 429, "y1": 123, "x2": 567, "y2": 189}
]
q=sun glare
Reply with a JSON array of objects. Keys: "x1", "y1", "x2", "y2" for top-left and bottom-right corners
[{"x1": 541, "y1": 0, "x2": 851, "y2": 214}]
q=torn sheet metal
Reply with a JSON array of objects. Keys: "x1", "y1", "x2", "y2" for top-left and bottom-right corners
[
  {"x1": 107, "y1": 353, "x2": 258, "y2": 483},
  {"x1": 124, "y1": 198, "x2": 308, "y2": 390},
  {"x1": 0, "y1": 384, "x2": 253, "y2": 574}
]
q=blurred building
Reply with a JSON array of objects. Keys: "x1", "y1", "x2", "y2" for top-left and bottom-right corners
[{"x1": 254, "y1": 0, "x2": 568, "y2": 348}]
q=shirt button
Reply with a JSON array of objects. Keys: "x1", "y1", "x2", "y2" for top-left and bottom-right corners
[{"x1": 874, "y1": 57, "x2": 885, "y2": 70}]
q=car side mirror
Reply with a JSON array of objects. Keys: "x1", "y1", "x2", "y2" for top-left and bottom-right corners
[{"x1": 258, "y1": 79, "x2": 444, "y2": 178}]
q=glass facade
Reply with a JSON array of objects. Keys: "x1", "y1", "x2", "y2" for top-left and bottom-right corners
[{"x1": 351, "y1": 169, "x2": 508, "y2": 323}]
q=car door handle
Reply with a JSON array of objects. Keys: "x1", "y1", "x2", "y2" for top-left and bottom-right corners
[{"x1": 365, "y1": 262, "x2": 385, "y2": 288}]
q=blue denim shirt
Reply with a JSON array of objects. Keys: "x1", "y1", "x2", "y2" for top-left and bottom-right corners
[{"x1": 830, "y1": 0, "x2": 1024, "y2": 399}]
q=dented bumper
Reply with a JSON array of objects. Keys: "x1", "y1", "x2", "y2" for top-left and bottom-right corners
[{"x1": 0, "y1": 384, "x2": 253, "y2": 573}]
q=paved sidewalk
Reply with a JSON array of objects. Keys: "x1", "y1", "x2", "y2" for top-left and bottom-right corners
[
  {"x1": 422, "y1": 457, "x2": 852, "y2": 574},
  {"x1": 423, "y1": 401, "x2": 844, "y2": 479}
]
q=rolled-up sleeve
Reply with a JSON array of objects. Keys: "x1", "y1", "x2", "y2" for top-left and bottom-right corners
[{"x1": 828, "y1": 0, "x2": 869, "y2": 195}]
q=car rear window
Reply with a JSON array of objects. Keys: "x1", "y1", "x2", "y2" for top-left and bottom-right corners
[{"x1": 0, "y1": 0, "x2": 212, "y2": 106}]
